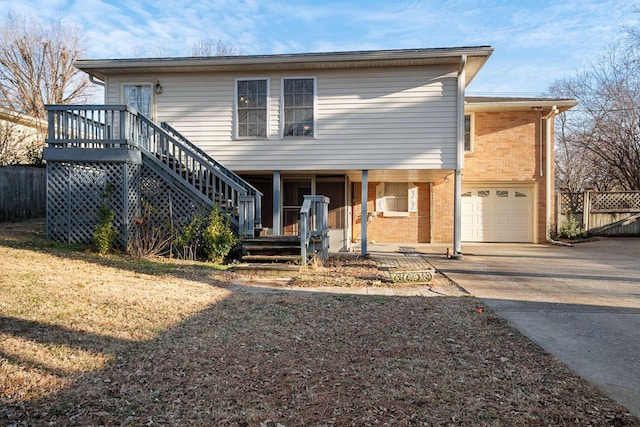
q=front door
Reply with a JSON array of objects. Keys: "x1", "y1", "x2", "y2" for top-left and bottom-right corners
[{"x1": 282, "y1": 177, "x2": 312, "y2": 235}]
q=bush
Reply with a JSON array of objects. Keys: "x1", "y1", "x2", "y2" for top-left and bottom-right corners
[
  {"x1": 202, "y1": 205, "x2": 237, "y2": 264},
  {"x1": 127, "y1": 200, "x2": 172, "y2": 259},
  {"x1": 93, "y1": 183, "x2": 117, "y2": 254},
  {"x1": 558, "y1": 213, "x2": 587, "y2": 240},
  {"x1": 93, "y1": 204, "x2": 116, "y2": 254},
  {"x1": 173, "y1": 212, "x2": 205, "y2": 261}
]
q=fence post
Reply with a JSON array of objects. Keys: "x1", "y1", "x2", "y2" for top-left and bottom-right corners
[
  {"x1": 583, "y1": 189, "x2": 591, "y2": 231},
  {"x1": 555, "y1": 192, "x2": 561, "y2": 233}
]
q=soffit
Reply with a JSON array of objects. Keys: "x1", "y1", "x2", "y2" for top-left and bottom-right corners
[
  {"x1": 465, "y1": 97, "x2": 578, "y2": 113},
  {"x1": 75, "y1": 46, "x2": 493, "y2": 86}
]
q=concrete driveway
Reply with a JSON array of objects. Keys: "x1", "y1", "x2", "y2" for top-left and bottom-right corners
[{"x1": 421, "y1": 238, "x2": 640, "y2": 418}]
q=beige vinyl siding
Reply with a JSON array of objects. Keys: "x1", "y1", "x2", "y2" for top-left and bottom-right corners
[{"x1": 106, "y1": 65, "x2": 458, "y2": 171}]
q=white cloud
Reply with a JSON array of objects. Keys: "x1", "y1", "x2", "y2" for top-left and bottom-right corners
[{"x1": 1, "y1": 0, "x2": 638, "y2": 94}]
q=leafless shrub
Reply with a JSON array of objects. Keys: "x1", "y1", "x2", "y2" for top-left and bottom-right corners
[{"x1": 127, "y1": 201, "x2": 172, "y2": 259}]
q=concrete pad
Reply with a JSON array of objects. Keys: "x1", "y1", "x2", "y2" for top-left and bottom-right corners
[{"x1": 424, "y1": 237, "x2": 640, "y2": 418}]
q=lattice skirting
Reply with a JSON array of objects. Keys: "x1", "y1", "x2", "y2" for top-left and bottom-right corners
[
  {"x1": 47, "y1": 162, "x2": 140, "y2": 247},
  {"x1": 47, "y1": 160, "x2": 210, "y2": 249},
  {"x1": 139, "y1": 164, "x2": 205, "y2": 232}
]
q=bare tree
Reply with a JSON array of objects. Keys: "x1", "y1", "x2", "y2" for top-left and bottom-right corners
[
  {"x1": 548, "y1": 39, "x2": 640, "y2": 191},
  {"x1": 0, "y1": 12, "x2": 92, "y2": 119},
  {"x1": 190, "y1": 39, "x2": 243, "y2": 57}
]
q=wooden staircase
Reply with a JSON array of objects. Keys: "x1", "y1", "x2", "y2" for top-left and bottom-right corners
[{"x1": 235, "y1": 236, "x2": 304, "y2": 277}]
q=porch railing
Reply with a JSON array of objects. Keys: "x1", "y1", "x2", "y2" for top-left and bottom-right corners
[
  {"x1": 300, "y1": 195, "x2": 330, "y2": 264},
  {"x1": 45, "y1": 105, "x2": 262, "y2": 237}
]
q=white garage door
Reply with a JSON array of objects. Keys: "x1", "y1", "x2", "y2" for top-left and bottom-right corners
[{"x1": 462, "y1": 186, "x2": 533, "y2": 242}]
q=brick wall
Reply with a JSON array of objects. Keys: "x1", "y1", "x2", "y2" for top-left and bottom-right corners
[
  {"x1": 431, "y1": 110, "x2": 554, "y2": 243},
  {"x1": 351, "y1": 182, "x2": 430, "y2": 243},
  {"x1": 348, "y1": 110, "x2": 555, "y2": 245}
]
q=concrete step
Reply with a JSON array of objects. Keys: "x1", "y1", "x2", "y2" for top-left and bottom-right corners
[
  {"x1": 240, "y1": 254, "x2": 301, "y2": 263},
  {"x1": 234, "y1": 262, "x2": 301, "y2": 277}
]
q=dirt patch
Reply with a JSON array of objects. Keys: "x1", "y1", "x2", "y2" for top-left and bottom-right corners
[{"x1": 1, "y1": 219, "x2": 638, "y2": 426}]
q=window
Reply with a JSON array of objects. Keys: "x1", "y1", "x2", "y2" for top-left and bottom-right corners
[
  {"x1": 123, "y1": 84, "x2": 152, "y2": 117},
  {"x1": 385, "y1": 183, "x2": 409, "y2": 212},
  {"x1": 236, "y1": 79, "x2": 268, "y2": 138},
  {"x1": 282, "y1": 78, "x2": 315, "y2": 137},
  {"x1": 464, "y1": 113, "x2": 474, "y2": 152}
]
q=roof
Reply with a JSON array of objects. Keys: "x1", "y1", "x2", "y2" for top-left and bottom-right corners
[
  {"x1": 0, "y1": 106, "x2": 47, "y2": 129},
  {"x1": 75, "y1": 46, "x2": 494, "y2": 86},
  {"x1": 465, "y1": 96, "x2": 578, "y2": 113}
]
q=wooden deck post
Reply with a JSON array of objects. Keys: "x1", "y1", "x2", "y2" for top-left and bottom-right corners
[
  {"x1": 361, "y1": 169, "x2": 368, "y2": 256},
  {"x1": 273, "y1": 170, "x2": 281, "y2": 235}
]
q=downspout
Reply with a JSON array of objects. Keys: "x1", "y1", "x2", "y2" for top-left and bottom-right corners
[
  {"x1": 452, "y1": 54, "x2": 467, "y2": 258},
  {"x1": 543, "y1": 106, "x2": 572, "y2": 246},
  {"x1": 89, "y1": 75, "x2": 106, "y2": 103}
]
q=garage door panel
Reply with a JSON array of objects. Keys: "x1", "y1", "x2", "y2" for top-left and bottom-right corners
[{"x1": 462, "y1": 186, "x2": 533, "y2": 243}]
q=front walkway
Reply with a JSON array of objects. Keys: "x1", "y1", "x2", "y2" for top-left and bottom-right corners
[{"x1": 228, "y1": 243, "x2": 467, "y2": 297}]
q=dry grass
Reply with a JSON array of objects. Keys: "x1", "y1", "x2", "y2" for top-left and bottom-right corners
[{"x1": 1, "y1": 219, "x2": 638, "y2": 426}]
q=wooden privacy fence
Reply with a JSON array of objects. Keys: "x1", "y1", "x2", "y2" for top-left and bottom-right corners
[
  {"x1": 0, "y1": 166, "x2": 46, "y2": 221},
  {"x1": 556, "y1": 190, "x2": 640, "y2": 236}
]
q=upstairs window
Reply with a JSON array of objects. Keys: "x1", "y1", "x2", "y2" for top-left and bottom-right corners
[
  {"x1": 282, "y1": 77, "x2": 315, "y2": 137},
  {"x1": 236, "y1": 79, "x2": 268, "y2": 138},
  {"x1": 123, "y1": 83, "x2": 152, "y2": 117},
  {"x1": 464, "y1": 113, "x2": 474, "y2": 152}
]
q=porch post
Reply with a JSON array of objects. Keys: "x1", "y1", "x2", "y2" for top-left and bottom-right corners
[
  {"x1": 453, "y1": 54, "x2": 467, "y2": 258},
  {"x1": 273, "y1": 170, "x2": 281, "y2": 235},
  {"x1": 361, "y1": 170, "x2": 368, "y2": 256}
]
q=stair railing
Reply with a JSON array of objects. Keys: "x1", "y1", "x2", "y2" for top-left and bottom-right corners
[
  {"x1": 299, "y1": 195, "x2": 330, "y2": 265},
  {"x1": 45, "y1": 105, "x2": 261, "y2": 238}
]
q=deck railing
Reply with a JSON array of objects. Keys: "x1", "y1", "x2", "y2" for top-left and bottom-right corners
[
  {"x1": 300, "y1": 195, "x2": 330, "y2": 264},
  {"x1": 45, "y1": 105, "x2": 262, "y2": 237}
]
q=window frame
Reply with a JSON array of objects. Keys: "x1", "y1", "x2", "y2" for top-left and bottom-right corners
[
  {"x1": 464, "y1": 113, "x2": 475, "y2": 153},
  {"x1": 280, "y1": 76, "x2": 317, "y2": 138},
  {"x1": 122, "y1": 82, "x2": 154, "y2": 118},
  {"x1": 235, "y1": 78, "x2": 270, "y2": 140},
  {"x1": 385, "y1": 182, "x2": 409, "y2": 213}
]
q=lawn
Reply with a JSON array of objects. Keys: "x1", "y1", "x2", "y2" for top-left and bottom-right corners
[{"x1": 0, "y1": 220, "x2": 637, "y2": 426}]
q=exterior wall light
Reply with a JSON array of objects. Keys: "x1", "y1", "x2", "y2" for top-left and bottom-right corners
[{"x1": 155, "y1": 80, "x2": 162, "y2": 94}]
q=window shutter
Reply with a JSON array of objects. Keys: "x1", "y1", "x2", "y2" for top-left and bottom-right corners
[
  {"x1": 408, "y1": 183, "x2": 418, "y2": 212},
  {"x1": 376, "y1": 183, "x2": 386, "y2": 212}
]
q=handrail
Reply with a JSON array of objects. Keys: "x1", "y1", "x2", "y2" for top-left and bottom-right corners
[
  {"x1": 135, "y1": 115, "x2": 248, "y2": 194},
  {"x1": 161, "y1": 122, "x2": 263, "y2": 197},
  {"x1": 44, "y1": 104, "x2": 262, "y2": 236},
  {"x1": 300, "y1": 195, "x2": 330, "y2": 265}
]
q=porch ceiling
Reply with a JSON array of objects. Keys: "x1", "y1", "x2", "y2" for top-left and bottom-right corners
[{"x1": 346, "y1": 169, "x2": 454, "y2": 182}]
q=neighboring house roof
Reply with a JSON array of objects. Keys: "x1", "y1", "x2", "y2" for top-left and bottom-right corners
[
  {"x1": 75, "y1": 46, "x2": 494, "y2": 87},
  {"x1": 465, "y1": 96, "x2": 577, "y2": 113},
  {"x1": 0, "y1": 106, "x2": 47, "y2": 130}
]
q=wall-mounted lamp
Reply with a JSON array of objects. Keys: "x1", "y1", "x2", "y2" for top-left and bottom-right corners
[{"x1": 155, "y1": 80, "x2": 162, "y2": 95}]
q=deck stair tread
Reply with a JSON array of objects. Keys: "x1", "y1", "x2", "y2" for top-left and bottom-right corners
[{"x1": 240, "y1": 254, "x2": 301, "y2": 263}]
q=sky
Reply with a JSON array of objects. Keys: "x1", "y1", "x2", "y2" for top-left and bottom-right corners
[{"x1": 3, "y1": 0, "x2": 639, "y2": 96}]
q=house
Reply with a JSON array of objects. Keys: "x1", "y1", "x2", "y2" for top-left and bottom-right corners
[
  {"x1": 0, "y1": 106, "x2": 46, "y2": 165},
  {"x1": 44, "y1": 47, "x2": 576, "y2": 258}
]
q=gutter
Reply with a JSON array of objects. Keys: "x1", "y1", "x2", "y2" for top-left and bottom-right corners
[
  {"x1": 89, "y1": 75, "x2": 105, "y2": 86},
  {"x1": 543, "y1": 106, "x2": 573, "y2": 247}
]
